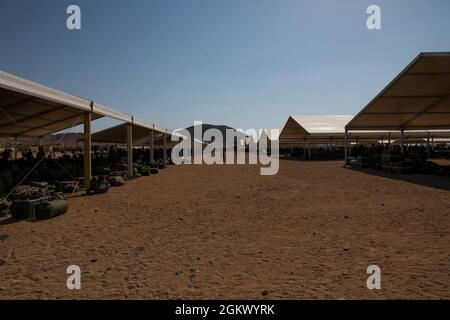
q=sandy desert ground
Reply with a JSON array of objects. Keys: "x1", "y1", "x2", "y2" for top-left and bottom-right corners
[{"x1": 0, "y1": 160, "x2": 449, "y2": 299}]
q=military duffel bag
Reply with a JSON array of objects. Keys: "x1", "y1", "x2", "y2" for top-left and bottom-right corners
[{"x1": 36, "y1": 199, "x2": 69, "y2": 220}]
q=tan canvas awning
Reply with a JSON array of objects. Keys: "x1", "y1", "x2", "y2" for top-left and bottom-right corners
[{"x1": 346, "y1": 52, "x2": 450, "y2": 131}]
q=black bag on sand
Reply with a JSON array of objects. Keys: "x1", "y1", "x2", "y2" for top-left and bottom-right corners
[
  {"x1": 36, "y1": 199, "x2": 68, "y2": 220},
  {"x1": 150, "y1": 168, "x2": 159, "y2": 174}
]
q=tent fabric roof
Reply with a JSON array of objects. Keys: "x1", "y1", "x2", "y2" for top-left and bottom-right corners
[
  {"x1": 346, "y1": 52, "x2": 450, "y2": 131},
  {"x1": 279, "y1": 115, "x2": 355, "y2": 143},
  {"x1": 90, "y1": 122, "x2": 167, "y2": 145},
  {"x1": 0, "y1": 71, "x2": 131, "y2": 137},
  {"x1": 0, "y1": 70, "x2": 134, "y2": 137},
  {"x1": 279, "y1": 114, "x2": 450, "y2": 145}
]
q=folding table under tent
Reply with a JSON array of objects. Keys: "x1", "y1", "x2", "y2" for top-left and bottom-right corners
[
  {"x1": 345, "y1": 52, "x2": 450, "y2": 163},
  {"x1": 0, "y1": 70, "x2": 133, "y2": 186}
]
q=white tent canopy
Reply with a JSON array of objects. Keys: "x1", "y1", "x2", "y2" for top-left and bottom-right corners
[
  {"x1": 90, "y1": 121, "x2": 168, "y2": 145},
  {"x1": 0, "y1": 69, "x2": 175, "y2": 180},
  {"x1": 278, "y1": 115, "x2": 408, "y2": 144},
  {"x1": 0, "y1": 70, "x2": 132, "y2": 137},
  {"x1": 346, "y1": 52, "x2": 450, "y2": 131}
]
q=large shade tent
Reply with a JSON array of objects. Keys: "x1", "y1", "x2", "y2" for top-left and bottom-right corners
[
  {"x1": 89, "y1": 120, "x2": 177, "y2": 168},
  {"x1": 1, "y1": 70, "x2": 137, "y2": 186},
  {"x1": 279, "y1": 115, "x2": 401, "y2": 159},
  {"x1": 280, "y1": 115, "x2": 355, "y2": 144},
  {"x1": 278, "y1": 115, "x2": 414, "y2": 144},
  {"x1": 345, "y1": 52, "x2": 450, "y2": 162}
]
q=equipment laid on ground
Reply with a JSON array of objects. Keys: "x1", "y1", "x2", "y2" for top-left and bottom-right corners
[
  {"x1": 157, "y1": 160, "x2": 166, "y2": 169},
  {"x1": 11, "y1": 196, "x2": 51, "y2": 219},
  {"x1": 88, "y1": 175, "x2": 110, "y2": 194},
  {"x1": 107, "y1": 175, "x2": 125, "y2": 186},
  {"x1": 36, "y1": 199, "x2": 69, "y2": 220},
  {"x1": 110, "y1": 170, "x2": 127, "y2": 177},
  {"x1": 140, "y1": 166, "x2": 151, "y2": 176},
  {"x1": 8, "y1": 181, "x2": 65, "y2": 219},
  {"x1": 132, "y1": 167, "x2": 142, "y2": 178},
  {"x1": 349, "y1": 156, "x2": 376, "y2": 169},
  {"x1": 150, "y1": 168, "x2": 159, "y2": 174}
]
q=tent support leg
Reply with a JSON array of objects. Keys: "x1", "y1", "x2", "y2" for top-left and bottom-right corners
[
  {"x1": 400, "y1": 128, "x2": 405, "y2": 156},
  {"x1": 431, "y1": 137, "x2": 435, "y2": 155},
  {"x1": 150, "y1": 127, "x2": 154, "y2": 164},
  {"x1": 127, "y1": 123, "x2": 133, "y2": 178},
  {"x1": 163, "y1": 130, "x2": 167, "y2": 164},
  {"x1": 344, "y1": 130, "x2": 348, "y2": 166},
  {"x1": 427, "y1": 133, "x2": 431, "y2": 159},
  {"x1": 308, "y1": 139, "x2": 311, "y2": 160},
  {"x1": 83, "y1": 111, "x2": 92, "y2": 189}
]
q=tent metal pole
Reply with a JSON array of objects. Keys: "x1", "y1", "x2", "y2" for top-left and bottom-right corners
[
  {"x1": 348, "y1": 134, "x2": 352, "y2": 158},
  {"x1": 308, "y1": 139, "x2": 311, "y2": 160},
  {"x1": 127, "y1": 122, "x2": 133, "y2": 178},
  {"x1": 431, "y1": 136, "x2": 435, "y2": 153},
  {"x1": 344, "y1": 130, "x2": 348, "y2": 166},
  {"x1": 150, "y1": 125, "x2": 154, "y2": 164},
  {"x1": 400, "y1": 128, "x2": 405, "y2": 155},
  {"x1": 163, "y1": 130, "x2": 168, "y2": 164},
  {"x1": 427, "y1": 132, "x2": 431, "y2": 159},
  {"x1": 83, "y1": 111, "x2": 92, "y2": 189}
]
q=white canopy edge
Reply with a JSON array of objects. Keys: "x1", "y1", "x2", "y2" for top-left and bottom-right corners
[
  {"x1": 0, "y1": 70, "x2": 91, "y2": 112},
  {"x1": 346, "y1": 52, "x2": 450, "y2": 131},
  {"x1": 0, "y1": 70, "x2": 171, "y2": 138}
]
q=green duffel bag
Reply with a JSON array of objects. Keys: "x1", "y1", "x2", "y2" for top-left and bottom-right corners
[
  {"x1": 107, "y1": 176, "x2": 125, "y2": 186},
  {"x1": 36, "y1": 199, "x2": 69, "y2": 220}
]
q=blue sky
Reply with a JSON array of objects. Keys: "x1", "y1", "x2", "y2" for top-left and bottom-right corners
[{"x1": 1, "y1": 0, "x2": 449, "y2": 132}]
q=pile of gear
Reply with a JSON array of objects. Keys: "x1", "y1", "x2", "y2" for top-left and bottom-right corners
[{"x1": 0, "y1": 182, "x2": 69, "y2": 220}]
